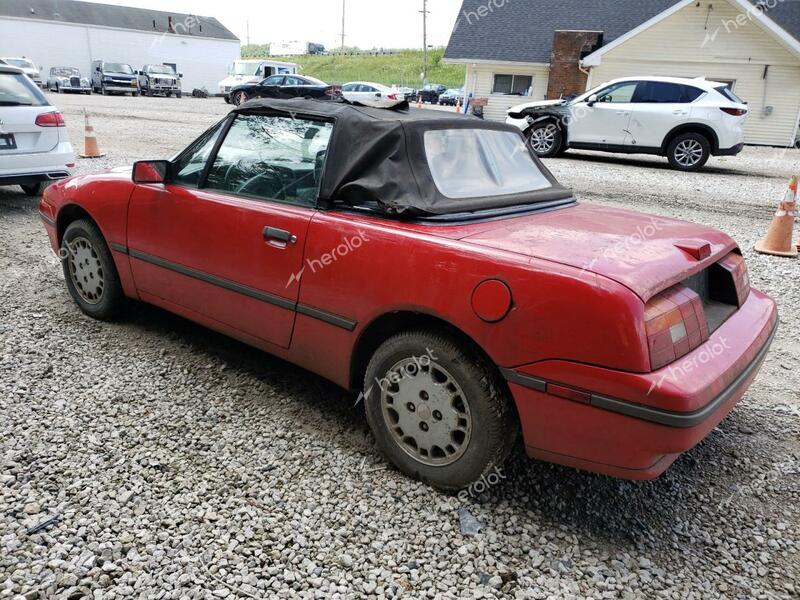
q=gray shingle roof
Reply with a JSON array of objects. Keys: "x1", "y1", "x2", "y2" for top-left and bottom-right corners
[
  {"x1": 445, "y1": 0, "x2": 799, "y2": 64},
  {"x1": 0, "y1": 0, "x2": 239, "y2": 41}
]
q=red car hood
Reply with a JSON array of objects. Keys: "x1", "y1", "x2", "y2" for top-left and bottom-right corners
[{"x1": 460, "y1": 204, "x2": 737, "y2": 300}]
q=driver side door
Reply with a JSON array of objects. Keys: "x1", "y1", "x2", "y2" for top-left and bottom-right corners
[
  {"x1": 126, "y1": 113, "x2": 333, "y2": 350},
  {"x1": 569, "y1": 81, "x2": 639, "y2": 147}
]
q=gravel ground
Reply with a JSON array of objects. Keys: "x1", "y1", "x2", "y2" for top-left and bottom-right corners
[{"x1": 1, "y1": 94, "x2": 798, "y2": 600}]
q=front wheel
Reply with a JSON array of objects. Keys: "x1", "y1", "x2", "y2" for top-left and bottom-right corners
[
  {"x1": 61, "y1": 220, "x2": 124, "y2": 321},
  {"x1": 667, "y1": 132, "x2": 711, "y2": 171},
  {"x1": 232, "y1": 90, "x2": 249, "y2": 106},
  {"x1": 363, "y1": 331, "x2": 518, "y2": 491},
  {"x1": 525, "y1": 121, "x2": 565, "y2": 158}
]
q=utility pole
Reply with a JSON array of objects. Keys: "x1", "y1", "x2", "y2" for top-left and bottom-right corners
[
  {"x1": 420, "y1": 0, "x2": 430, "y2": 85},
  {"x1": 340, "y1": 0, "x2": 346, "y2": 49},
  {"x1": 246, "y1": 19, "x2": 250, "y2": 47}
]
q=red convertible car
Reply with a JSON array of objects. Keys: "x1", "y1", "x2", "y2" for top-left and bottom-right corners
[{"x1": 39, "y1": 99, "x2": 777, "y2": 490}]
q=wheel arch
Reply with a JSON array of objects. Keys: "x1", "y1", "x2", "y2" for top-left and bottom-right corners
[
  {"x1": 348, "y1": 311, "x2": 512, "y2": 400},
  {"x1": 56, "y1": 204, "x2": 98, "y2": 245},
  {"x1": 662, "y1": 123, "x2": 719, "y2": 154}
]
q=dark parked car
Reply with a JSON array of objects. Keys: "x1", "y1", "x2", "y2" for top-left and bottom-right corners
[
  {"x1": 137, "y1": 64, "x2": 182, "y2": 98},
  {"x1": 91, "y1": 60, "x2": 139, "y2": 96},
  {"x1": 230, "y1": 74, "x2": 340, "y2": 106},
  {"x1": 418, "y1": 84, "x2": 447, "y2": 104}
]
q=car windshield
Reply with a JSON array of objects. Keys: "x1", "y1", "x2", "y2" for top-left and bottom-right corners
[
  {"x1": 105, "y1": 63, "x2": 133, "y2": 74},
  {"x1": 0, "y1": 72, "x2": 48, "y2": 106},
  {"x1": 6, "y1": 59, "x2": 35, "y2": 69},
  {"x1": 231, "y1": 62, "x2": 259, "y2": 76},
  {"x1": 424, "y1": 129, "x2": 552, "y2": 199},
  {"x1": 147, "y1": 65, "x2": 175, "y2": 74},
  {"x1": 53, "y1": 67, "x2": 80, "y2": 76}
]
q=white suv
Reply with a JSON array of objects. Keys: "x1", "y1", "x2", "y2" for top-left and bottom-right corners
[
  {"x1": 506, "y1": 76, "x2": 748, "y2": 171},
  {"x1": 0, "y1": 64, "x2": 74, "y2": 196}
]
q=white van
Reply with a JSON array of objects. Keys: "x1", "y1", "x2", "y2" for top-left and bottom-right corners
[{"x1": 218, "y1": 59, "x2": 298, "y2": 103}]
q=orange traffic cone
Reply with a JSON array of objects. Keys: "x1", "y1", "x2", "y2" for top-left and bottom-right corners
[
  {"x1": 754, "y1": 176, "x2": 798, "y2": 258},
  {"x1": 78, "y1": 110, "x2": 105, "y2": 159},
  {"x1": 455, "y1": 99, "x2": 462, "y2": 113},
  {"x1": 416, "y1": 96, "x2": 423, "y2": 109}
]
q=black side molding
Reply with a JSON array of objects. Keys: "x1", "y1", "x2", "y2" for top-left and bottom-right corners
[{"x1": 502, "y1": 319, "x2": 777, "y2": 429}]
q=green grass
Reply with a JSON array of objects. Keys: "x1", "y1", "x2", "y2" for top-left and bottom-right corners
[{"x1": 242, "y1": 48, "x2": 466, "y2": 89}]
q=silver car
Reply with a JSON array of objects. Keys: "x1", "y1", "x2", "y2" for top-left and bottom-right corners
[
  {"x1": 47, "y1": 67, "x2": 92, "y2": 95},
  {"x1": 1, "y1": 57, "x2": 42, "y2": 87}
]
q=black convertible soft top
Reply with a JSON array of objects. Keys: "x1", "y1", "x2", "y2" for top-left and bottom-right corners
[{"x1": 232, "y1": 98, "x2": 573, "y2": 217}]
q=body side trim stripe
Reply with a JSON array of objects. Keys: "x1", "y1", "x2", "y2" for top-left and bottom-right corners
[
  {"x1": 39, "y1": 212, "x2": 56, "y2": 227},
  {"x1": 503, "y1": 320, "x2": 777, "y2": 429},
  {"x1": 110, "y1": 243, "x2": 129, "y2": 254},
  {"x1": 127, "y1": 248, "x2": 357, "y2": 331}
]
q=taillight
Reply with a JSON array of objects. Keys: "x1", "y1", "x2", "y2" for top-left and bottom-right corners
[
  {"x1": 717, "y1": 252, "x2": 750, "y2": 306},
  {"x1": 387, "y1": 93, "x2": 397, "y2": 100},
  {"x1": 644, "y1": 285, "x2": 709, "y2": 371},
  {"x1": 720, "y1": 107, "x2": 748, "y2": 116},
  {"x1": 35, "y1": 111, "x2": 66, "y2": 127}
]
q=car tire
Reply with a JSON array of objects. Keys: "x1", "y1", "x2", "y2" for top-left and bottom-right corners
[
  {"x1": 667, "y1": 132, "x2": 711, "y2": 171},
  {"x1": 525, "y1": 121, "x2": 565, "y2": 158},
  {"x1": 100, "y1": 84, "x2": 106, "y2": 95},
  {"x1": 176, "y1": 91, "x2": 182, "y2": 99},
  {"x1": 363, "y1": 330, "x2": 518, "y2": 491},
  {"x1": 233, "y1": 90, "x2": 249, "y2": 106},
  {"x1": 20, "y1": 182, "x2": 43, "y2": 196},
  {"x1": 61, "y1": 219, "x2": 124, "y2": 321}
]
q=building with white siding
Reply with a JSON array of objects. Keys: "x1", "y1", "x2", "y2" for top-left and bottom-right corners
[
  {"x1": 445, "y1": 0, "x2": 800, "y2": 146},
  {"x1": 0, "y1": 0, "x2": 240, "y2": 93}
]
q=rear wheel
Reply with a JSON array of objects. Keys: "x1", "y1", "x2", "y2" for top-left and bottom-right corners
[
  {"x1": 363, "y1": 330, "x2": 518, "y2": 491},
  {"x1": 61, "y1": 219, "x2": 124, "y2": 321},
  {"x1": 526, "y1": 121, "x2": 565, "y2": 158},
  {"x1": 667, "y1": 132, "x2": 711, "y2": 171},
  {"x1": 20, "y1": 182, "x2": 43, "y2": 196}
]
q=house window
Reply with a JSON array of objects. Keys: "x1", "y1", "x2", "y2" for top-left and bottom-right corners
[{"x1": 492, "y1": 74, "x2": 533, "y2": 96}]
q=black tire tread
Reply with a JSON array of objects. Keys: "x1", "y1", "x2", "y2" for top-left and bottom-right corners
[{"x1": 363, "y1": 329, "x2": 518, "y2": 492}]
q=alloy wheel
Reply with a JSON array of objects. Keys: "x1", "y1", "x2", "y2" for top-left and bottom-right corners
[
  {"x1": 235, "y1": 91, "x2": 248, "y2": 106},
  {"x1": 380, "y1": 358, "x2": 472, "y2": 466},
  {"x1": 674, "y1": 139, "x2": 704, "y2": 168},
  {"x1": 529, "y1": 124, "x2": 557, "y2": 154},
  {"x1": 66, "y1": 237, "x2": 105, "y2": 305}
]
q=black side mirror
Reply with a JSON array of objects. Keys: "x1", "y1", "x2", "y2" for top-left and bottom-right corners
[{"x1": 133, "y1": 160, "x2": 169, "y2": 184}]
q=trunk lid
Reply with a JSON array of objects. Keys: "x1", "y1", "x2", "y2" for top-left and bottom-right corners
[{"x1": 460, "y1": 203, "x2": 736, "y2": 301}]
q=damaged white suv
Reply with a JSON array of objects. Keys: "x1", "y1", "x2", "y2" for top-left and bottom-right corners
[{"x1": 506, "y1": 76, "x2": 748, "y2": 171}]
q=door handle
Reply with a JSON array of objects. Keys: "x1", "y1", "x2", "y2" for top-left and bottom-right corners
[{"x1": 263, "y1": 226, "x2": 297, "y2": 245}]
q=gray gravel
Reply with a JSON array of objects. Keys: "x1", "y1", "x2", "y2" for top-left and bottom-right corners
[{"x1": 1, "y1": 93, "x2": 798, "y2": 599}]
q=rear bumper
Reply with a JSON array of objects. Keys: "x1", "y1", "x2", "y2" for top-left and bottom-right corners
[
  {"x1": 714, "y1": 143, "x2": 744, "y2": 156},
  {"x1": 0, "y1": 143, "x2": 75, "y2": 185},
  {"x1": 504, "y1": 289, "x2": 777, "y2": 479}
]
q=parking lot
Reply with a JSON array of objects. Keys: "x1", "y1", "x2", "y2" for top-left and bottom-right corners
[{"x1": 1, "y1": 93, "x2": 799, "y2": 599}]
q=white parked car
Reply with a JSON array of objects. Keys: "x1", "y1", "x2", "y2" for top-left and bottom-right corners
[
  {"x1": 506, "y1": 76, "x2": 749, "y2": 171},
  {"x1": 0, "y1": 64, "x2": 74, "y2": 196},
  {"x1": 1, "y1": 57, "x2": 43, "y2": 88},
  {"x1": 341, "y1": 81, "x2": 402, "y2": 108}
]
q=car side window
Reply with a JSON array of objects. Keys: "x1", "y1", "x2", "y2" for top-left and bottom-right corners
[
  {"x1": 204, "y1": 114, "x2": 333, "y2": 207},
  {"x1": 263, "y1": 76, "x2": 283, "y2": 86},
  {"x1": 633, "y1": 81, "x2": 693, "y2": 103},
  {"x1": 171, "y1": 122, "x2": 225, "y2": 187},
  {"x1": 596, "y1": 82, "x2": 638, "y2": 104},
  {"x1": 342, "y1": 83, "x2": 355, "y2": 92}
]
